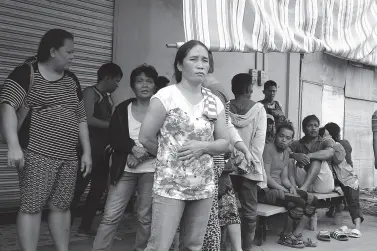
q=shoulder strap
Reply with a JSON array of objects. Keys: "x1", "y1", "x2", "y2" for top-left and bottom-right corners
[
  {"x1": 23, "y1": 63, "x2": 34, "y2": 108},
  {"x1": 92, "y1": 86, "x2": 103, "y2": 102},
  {"x1": 27, "y1": 63, "x2": 34, "y2": 95}
]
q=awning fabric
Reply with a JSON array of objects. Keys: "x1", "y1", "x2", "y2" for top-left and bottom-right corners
[{"x1": 183, "y1": 0, "x2": 377, "y2": 66}]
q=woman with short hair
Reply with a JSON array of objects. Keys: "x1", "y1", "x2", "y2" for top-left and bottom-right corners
[{"x1": 93, "y1": 64, "x2": 158, "y2": 251}]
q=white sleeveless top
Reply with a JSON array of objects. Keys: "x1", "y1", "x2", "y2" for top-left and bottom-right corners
[{"x1": 124, "y1": 103, "x2": 155, "y2": 173}]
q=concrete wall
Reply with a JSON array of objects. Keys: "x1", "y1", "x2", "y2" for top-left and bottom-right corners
[
  {"x1": 112, "y1": 0, "x2": 301, "y2": 133},
  {"x1": 301, "y1": 53, "x2": 348, "y2": 88}
]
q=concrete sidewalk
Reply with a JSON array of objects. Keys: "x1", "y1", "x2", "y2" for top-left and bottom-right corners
[{"x1": 2, "y1": 210, "x2": 377, "y2": 251}]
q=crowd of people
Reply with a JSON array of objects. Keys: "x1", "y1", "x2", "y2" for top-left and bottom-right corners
[{"x1": 0, "y1": 29, "x2": 364, "y2": 251}]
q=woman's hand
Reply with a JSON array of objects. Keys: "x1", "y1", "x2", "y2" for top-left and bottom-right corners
[
  {"x1": 8, "y1": 144, "x2": 24, "y2": 170},
  {"x1": 127, "y1": 154, "x2": 140, "y2": 169},
  {"x1": 177, "y1": 140, "x2": 208, "y2": 163},
  {"x1": 132, "y1": 145, "x2": 149, "y2": 160},
  {"x1": 81, "y1": 152, "x2": 92, "y2": 177}
]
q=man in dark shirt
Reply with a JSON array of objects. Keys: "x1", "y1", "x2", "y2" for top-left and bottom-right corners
[
  {"x1": 71, "y1": 63, "x2": 123, "y2": 236},
  {"x1": 261, "y1": 123, "x2": 318, "y2": 248},
  {"x1": 259, "y1": 80, "x2": 286, "y2": 126},
  {"x1": 289, "y1": 115, "x2": 335, "y2": 193}
]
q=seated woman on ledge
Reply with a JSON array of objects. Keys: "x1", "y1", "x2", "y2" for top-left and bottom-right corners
[{"x1": 321, "y1": 123, "x2": 363, "y2": 238}]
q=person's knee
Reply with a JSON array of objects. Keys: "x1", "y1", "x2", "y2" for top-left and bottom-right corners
[
  {"x1": 241, "y1": 210, "x2": 257, "y2": 225},
  {"x1": 304, "y1": 196, "x2": 318, "y2": 217},
  {"x1": 137, "y1": 209, "x2": 152, "y2": 225},
  {"x1": 49, "y1": 201, "x2": 70, "y2": 212},
  {"x1": 288, "y1": 207, "x2": 304, "y2": 220},
  {"x1": 101, "y1": 207, "x2": 124, "y2": 224},
  {"x1": 309, "y1": 160, "x2": 322, "y2": 171},
  {"x1": 286, "y1": 194, "x2": 306, "y2": 208},
  {"x1": 20, "y1": 206, "x2": 43, "y2": 215},
  {"x1": 20, "y1": 199, "x2": 45, "y2": 214}
]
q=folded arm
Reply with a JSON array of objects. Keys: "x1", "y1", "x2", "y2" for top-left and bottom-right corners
[
  {"x1": 204, "y1": 110, "x2": 229, "y2": 156},
  {"x1": 307, "y1": 147, "x2": 334, "y2": 161},
  {"x1": 139, "y1": 98, "x2": 166, "y2": 156}
]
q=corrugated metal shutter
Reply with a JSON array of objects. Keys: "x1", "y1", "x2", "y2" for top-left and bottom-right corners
[{"x1": 0, "y1": 0, "x2": 114, "y2": 211}]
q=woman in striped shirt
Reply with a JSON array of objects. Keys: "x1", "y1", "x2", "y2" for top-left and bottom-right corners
[{"x1": 0, "y1": 29, "x2": 91, "y2": 251}]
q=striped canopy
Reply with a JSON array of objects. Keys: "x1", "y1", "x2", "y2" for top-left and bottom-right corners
[{"x1": 183, "y1": 0, "x2": 377, "y2": 66}]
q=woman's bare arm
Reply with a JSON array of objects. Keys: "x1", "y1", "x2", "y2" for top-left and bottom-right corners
[{"x1": 139, "y1": 98, "x2": 166, "y2": 156}]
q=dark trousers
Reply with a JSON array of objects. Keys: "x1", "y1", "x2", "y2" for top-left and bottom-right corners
[
  {"x1": 230, "y1": 176, "x2": 258, "y2": 231},
  {"x1": 71, "y1": 153, "x2": 109, "y2": 230},
  {"x1": 333, "y1": 179, "x2": 364, "y2": 224}
]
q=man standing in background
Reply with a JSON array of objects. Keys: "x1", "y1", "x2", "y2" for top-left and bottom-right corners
[
  {"x1": 259, "y1": 80, "x2": 287, "y2": 127},
  {"x1": 71, "y1": 63, "x2": 123, "y2": 237}
]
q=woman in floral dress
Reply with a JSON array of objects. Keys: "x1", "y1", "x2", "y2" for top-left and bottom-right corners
[{"x1": 139, "y1": 40, "x2": 229, "y2": 251}]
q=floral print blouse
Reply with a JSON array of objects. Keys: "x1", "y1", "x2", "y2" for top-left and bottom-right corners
[{"x1": 152, "y1": 85, "x2": 224, "y2": 200}]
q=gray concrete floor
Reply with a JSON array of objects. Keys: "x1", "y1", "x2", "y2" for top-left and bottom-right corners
[{"x1": 2, "y1": 210, "x2": 377, "y2": 251}]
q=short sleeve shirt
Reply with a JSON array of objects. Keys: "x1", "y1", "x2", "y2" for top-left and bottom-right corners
[
  {"x1": 263, "y1": 143, "x2": 290, "y2": 185},
  {"x1": 289, "y1": 135, "x2": 335, "y2": 154},
  {"x1": 0, "y1": 63, "x2": 87, "y2": 160},
  {"x1": 152, "y1": 85, "x2": 224, "y2": 200}
]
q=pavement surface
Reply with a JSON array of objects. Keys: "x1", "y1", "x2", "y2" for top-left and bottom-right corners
[{"x1": 1, "y1": 209, "x2": 376, "y2": 251}]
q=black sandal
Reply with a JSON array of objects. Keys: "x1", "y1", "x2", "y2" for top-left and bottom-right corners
[{"x1": 278, "y1": 233, "x2": 305, "y2": 249}]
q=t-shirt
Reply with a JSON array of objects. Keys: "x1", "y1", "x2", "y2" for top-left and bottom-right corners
[
  {"x1": 290, "y1": 135, "x2": 335, "y2": 154},
  {"x1": 124, "y1": 103, "x2": 155, "y2": 173},
  {"x1": 259, "y1": 99, "x2": 286, "y2": 125},
  {"x1": 152, "y1": 85, "x2": 224, "y2": 200},
  {"x1": 0, "y1": 63, "x2": 87, "y2": 160},
  {"x1": 263, "y1": 143, "x2": 290, "y2": 185}
]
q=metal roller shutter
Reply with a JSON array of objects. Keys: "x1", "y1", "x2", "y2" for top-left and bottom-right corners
[{"x1": 0, "y1": 0, "x2": 114, "y2": 211}]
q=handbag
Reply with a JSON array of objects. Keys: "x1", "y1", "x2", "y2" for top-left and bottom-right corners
[{"x1": 0, "y1": 63, "x2": 35, "y2": 143}]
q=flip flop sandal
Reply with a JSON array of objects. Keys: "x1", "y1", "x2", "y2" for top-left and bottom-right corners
[
  {"x1": 330, "y1": 229, "x2": 349, "y2": 241},
  {"x1": 295, "y1": 233, "x2": 317, "y2": 247},
  {"x1": 317, "y1": 230, "x2": 331, "y2": 241},
  {"x1": 278, "y1": 234, "x2": 305, "y2": 249},
  {"x1": 339, "y1": 226, "x2": 351, "y2": 236},
  {"x1": 349, "y1": 229, "x2": 362, "y2": 238}
]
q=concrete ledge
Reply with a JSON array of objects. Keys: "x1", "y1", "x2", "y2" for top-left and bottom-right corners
[
  {"x1": 313, "y1": 192, "x2": 342, "y2": 200},
  {"x1": 256, "y1": 193, "x2": 342, "y2": 217},
  {"x1": 257, "y1": 204, "x2": 287, "y2": 217}
]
